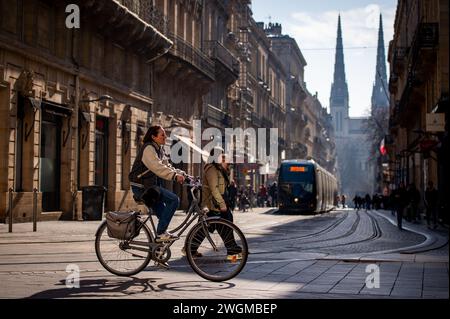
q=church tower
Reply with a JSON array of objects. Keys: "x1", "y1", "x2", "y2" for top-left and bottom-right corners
[
  {"x1": 330, "y1": 15, "x2": 350, "y2": 137},
  {"x1": 371, "y1": 14, "x2": 389, "y2": 111}
]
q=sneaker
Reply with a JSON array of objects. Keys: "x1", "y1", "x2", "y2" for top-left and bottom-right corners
[
  {"x1": 226, "y1": 253, "x2": 243, "y2": 262},
  {"x1": 227, "y1": 245, "x2": 242, "y2": 256},
  {"x1": 156, "y1": 232, "x2": 179, "y2": 242},
  {"x1": 181, "y1": 246, "x2": 203, "y2": 258}
]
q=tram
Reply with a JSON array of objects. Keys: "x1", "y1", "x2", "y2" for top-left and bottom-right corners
[{"x1": 277, "y1": 159, "x2": 338, "y2": 214}]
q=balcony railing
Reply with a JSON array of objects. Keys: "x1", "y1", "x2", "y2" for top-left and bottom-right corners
[
  {"x1": 168, "y1": 33, "x2": 215, "y2": 80},
  {"x1": 120, "y1": 0, "x2": 170, "y2": 35},
  {"x1": 204, "y1": 41, "x2": 240, "y2": 75}
]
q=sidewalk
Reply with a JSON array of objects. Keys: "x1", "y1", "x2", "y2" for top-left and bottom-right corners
[{"x1": 0, "y1": 208, "x2": 448, "y2": 299}]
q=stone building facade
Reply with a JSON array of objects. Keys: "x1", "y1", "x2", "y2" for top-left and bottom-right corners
[
  {"x1": 387, "y1": 0, "x2": 449, "y2": 223},
  {"x1": 0, "y1": 0, "x2": 338, "y2": 222}
]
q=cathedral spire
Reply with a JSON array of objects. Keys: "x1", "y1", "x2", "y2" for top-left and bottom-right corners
[
  {"x1": 371, "y1": 14, "x2": 389, "y2": 110},
  {"x1": 330, "y1": 14, "x2": 349, "y2": 109}
]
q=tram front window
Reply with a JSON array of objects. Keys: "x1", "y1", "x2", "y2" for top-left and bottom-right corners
[{"x1": 279, "y1": 165, "x2": 314, "y2": 200}]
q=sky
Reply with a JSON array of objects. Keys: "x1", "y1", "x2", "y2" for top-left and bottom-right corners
[{"x1": 251, "y1": 0, "x2": 397, "y2": 117}]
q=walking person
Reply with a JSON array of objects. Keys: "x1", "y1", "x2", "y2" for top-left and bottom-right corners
[
  {"x1": 341, "y1": 195, "x2": 346, "y2": 208},
  {"x1": 228, "y1": 180, "x2": 238, "y2": 212},
  {"x1": 393, "y1": 182, "x2": 408, "y2": 230},
  {"x1": 190, "y1": 147, "x2": 242, "y2": 259},
  {"x1": 365, "y1": 194, "x2": 372, "y2": 211},
  {"x1": 425, "y1": 181, "x2": 439, "y2": 229},
  {"x1": 408, "y1": 183, "x2": 421, "y2": 223}
]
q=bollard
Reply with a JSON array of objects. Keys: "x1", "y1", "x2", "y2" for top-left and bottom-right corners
[
  {"x1": 8, "y1": 188, "x2": 13, "y2": 233},
  {"x1": 33, "y1": 188, "x2": 38, "y2": 232}
]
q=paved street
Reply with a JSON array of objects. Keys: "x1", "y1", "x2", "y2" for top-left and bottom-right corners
[{"x1": 0, "y1": 208, "x2": 448, "y2": 299}]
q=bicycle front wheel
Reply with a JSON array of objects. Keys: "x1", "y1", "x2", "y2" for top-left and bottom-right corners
[
  {"x1": 185, "y1": 218, "x2": 248, "y2": 282},
  {"x1": 95, "y1": 220, "x2": 153, "y2": 276}
]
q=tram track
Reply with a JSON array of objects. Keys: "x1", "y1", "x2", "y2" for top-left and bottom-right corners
[
  {"x1": 245, "y1": 211, "x2": 349, "y2": 245},
  {"x1": 249, "y1": 210, "x2": 384, "y2": 255}
]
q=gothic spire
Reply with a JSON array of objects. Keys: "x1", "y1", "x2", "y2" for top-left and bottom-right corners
[
  {"x1": 330, "y1": 14, "x2": 349, "y2": 109},
  {"x1": 371, "y1": 14, "x2": 389, "y2": 109}
]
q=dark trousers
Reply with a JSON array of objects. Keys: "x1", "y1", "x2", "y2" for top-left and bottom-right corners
[
  {"x1": 191, "y1": 209, "x2": 241, "y2": 255},
  {"x1": 397, "y1": 206, "x2": 404, "y2": 229},
  {"x1": 426, "y1": 205, "x2": 438, "y2": 226}
]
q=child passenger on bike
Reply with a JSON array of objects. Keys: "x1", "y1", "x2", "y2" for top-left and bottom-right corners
[{"x1": 129, "y1": 125, "x2": 186, "y2": 242}]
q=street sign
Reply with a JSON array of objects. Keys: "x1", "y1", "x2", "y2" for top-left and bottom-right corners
[{"x1": 426, "y1": 113, "x2": 445, "y2": 132}]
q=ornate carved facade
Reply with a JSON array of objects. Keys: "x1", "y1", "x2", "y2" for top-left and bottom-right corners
[{"x1": 387, "y1": 0, "x2": 449, "y2": 224}]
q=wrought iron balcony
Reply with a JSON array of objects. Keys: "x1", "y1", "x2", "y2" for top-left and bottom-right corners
[
  {"x1": 168, "y1": 33, "x2": 215, "y2": 81},
  {"x1": 119, "y1": 0, "x2": 170, "y2": 35},
  {"x1": 204, "y1": 41, "x2": 240, "y2": 77},
  {"x1": 79, "y1": 1, "x2": 172, "y2": 61}
]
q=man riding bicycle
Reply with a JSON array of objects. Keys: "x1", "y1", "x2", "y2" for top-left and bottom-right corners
[{"x1": 129, "y1": 125, "x2": 186, "y2": 242}]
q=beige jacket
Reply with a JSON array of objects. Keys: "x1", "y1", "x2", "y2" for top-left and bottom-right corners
[
  {"x1": 202, "y1": 164, "x2": 229, "y2": 212},
  {"x1": 141, "y1": 144, "x2": 183, "y2": 181}
]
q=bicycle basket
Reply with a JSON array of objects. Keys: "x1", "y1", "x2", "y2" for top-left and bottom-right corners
[{"x1": 105, "y1": 211, "x2": 139, "y2": 240}]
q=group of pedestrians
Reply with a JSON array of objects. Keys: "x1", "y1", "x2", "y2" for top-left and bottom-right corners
[
  {"x1": 352, "y1": 194, "x2": 385, "y2": 211},
  {"x1": 225, "y1": 182, "x2": 279, "y2": 212},
  {"x1": 349, "y1": 182, "x2": 440, "y2": 231},
  {"x1": 392, "y1": 181, "x2": 439, "y2": 230}
]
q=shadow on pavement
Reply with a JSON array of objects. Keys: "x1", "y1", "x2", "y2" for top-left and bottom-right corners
[
  {"x1": 26, "y1": 277, "x2": 161, "y2": 299},
  {"x1": 25, "y1": 275, "x2": 235, "y2": 298}
]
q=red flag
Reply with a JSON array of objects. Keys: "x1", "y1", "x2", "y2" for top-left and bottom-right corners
[{"x1": 379, "y1": 138, "x2": 387, "y2": 155}]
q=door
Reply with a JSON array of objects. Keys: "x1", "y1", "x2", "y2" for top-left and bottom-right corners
[{"x1": 40, "y1": 111, "x2": 61, "y2": 212}]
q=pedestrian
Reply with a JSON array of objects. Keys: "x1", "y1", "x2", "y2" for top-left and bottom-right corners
[
  {"x1": 353, "y1": 195, "x2": 358, "y2": 210},
  {"x1": 407, "y1": 183, "x2": 421, "y2": 222},
  {"x1": 392, "y1": 182, "x2": 408, "y2": 230},
  {"x1": 341, "y1": 195, "x2": 346, "y2": 208},
  {"x1": 425, "y1": 181, "x2": 439, "y2": 229},
  {"x1": 193, "y1": 147, "x2": 242, "y2": 260},
  {"x1": 365, "y1": 194, "x2": 372, "y2": 211},
  {"x1": 129, "y1": 125, "x2": 186, "y2": 243},
  {"x1": 269, "y1": 182, "x2": 278, "y2": 207},
  {"x1": 228, "y1": 180, "x2": 238, "y2": 212}
]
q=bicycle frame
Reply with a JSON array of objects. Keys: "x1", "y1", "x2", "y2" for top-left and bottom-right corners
[{"x1": 129, "y1": 180, "x2": 219, "y2": 254}]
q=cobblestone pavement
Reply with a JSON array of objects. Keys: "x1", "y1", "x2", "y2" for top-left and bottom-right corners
[{"x1": 0, "y1": 208, "x2": 448, "y2": 299}]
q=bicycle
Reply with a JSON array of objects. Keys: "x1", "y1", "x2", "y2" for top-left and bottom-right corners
[{"x1": 95, "y1": 177, "x2": 248, "y2": 282}]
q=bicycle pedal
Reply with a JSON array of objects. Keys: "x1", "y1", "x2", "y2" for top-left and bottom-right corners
[{"x1": 154, "y1": 261, "x2": 170, "y2": 269}]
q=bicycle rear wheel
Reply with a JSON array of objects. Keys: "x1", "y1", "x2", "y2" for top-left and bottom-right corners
[
  {"x1": 185, "y1": 218, "x2": 248, "y2": 282},
  {"x1": 95, "y1": 220, "x2": 152, "y2": 276}
]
